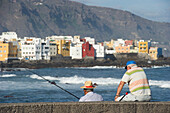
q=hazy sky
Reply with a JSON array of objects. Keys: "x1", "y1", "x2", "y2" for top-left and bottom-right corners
[{"x1": 71, "y1": 0, "x2": 170, "y2": 23}]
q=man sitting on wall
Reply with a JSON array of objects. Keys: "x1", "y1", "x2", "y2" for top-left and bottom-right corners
[
  {"x1": 115, "y1": 61, "x2": 151, "y2": 102},
  {"x1": 79, "y1": 81, "x2": 103, "y2": 102}
]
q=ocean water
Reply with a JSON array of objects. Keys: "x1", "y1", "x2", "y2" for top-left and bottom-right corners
[{"x1": 0, "y1": 66, "x2": 170, "y2": 103}]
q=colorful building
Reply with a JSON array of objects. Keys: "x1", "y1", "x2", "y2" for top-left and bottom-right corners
[
  {"x1": 82, "y1": 41, "x2": 95, "y2": 59},
  {"x1": 105, "y1": 39, "x2": 114, "y2": 49},
  {"x1": 0, "y1": 41, "x2": 17, "y2": 62},
  {"x1": 115, "y1": 45, "x2": 130, "y2": 53},
  {"x1": 125, "y1": 40, "x2": 133, "y2": 46},
  {"x1": 138, "y1": 41, "x2": 149, "y2": 53},
  {"x1": 51, "y1": 40, "x2": 71, "y2": 57},
  {"x1": 149, "y1": 47, "x2": 162, "y2": 60}
]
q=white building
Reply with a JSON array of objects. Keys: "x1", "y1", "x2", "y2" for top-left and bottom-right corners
[
  {"x1": 21, "y1": 37, "x2": 41, "y2": 60},
  {"x1": 70, "y1": 43, "x2": 82, "y2": 59},
  {"x1": 0, "y1": 32, "x2": 18, "y2": 41},
  {"x1": 46, "y1": 35, "x2": 73, "y2": 42},
  {"x1": 72, "y1": 36, "x2": 81, "y2": 44},
  {"x1": 93, "y1": 43, "x2": 105, "y2": 59},
  {"x1": 105, "y1": 49, "x2": 116, "y2": 54},
  {"x1": 41, "y1": 39, "x2": 50, "y2": 60},
  {"x1": 84, "y1": 37, "x2": 95, "y2": 45},
  {"x1": 113, "y1": 39, "x2": 125, "y2": 49}
]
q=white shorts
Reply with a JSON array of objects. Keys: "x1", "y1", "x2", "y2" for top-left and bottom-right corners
[{"x1": 116, "y1": 93, "x2": 151, "y2": 102}]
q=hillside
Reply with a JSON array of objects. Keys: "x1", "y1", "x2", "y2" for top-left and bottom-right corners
[{"x1": 0, "y1": 0, "x2": 170, "y2": 43}]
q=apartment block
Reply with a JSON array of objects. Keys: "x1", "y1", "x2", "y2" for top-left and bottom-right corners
[
  {"x1": 0, "y1": 41, "x2": 17, "y2": 62},
  {"x1": 115, "y1": 45, "x2": 130, "y2": 53},
  {"x1": 84, "y1": 37, "x2": 95, "y2": 45},
  {"x1": 104, "y1": 39, "x2": 114, "y2": 49},
  {"x1": 21, "y1": 37, "x2": 42, "y2": 60},
  {"x1": 49, "y1": 43, "x2": 57, "y2": 56},
  {"x1": 125, "y1": 40, "x2": 133, "y2": 46},
  {"x1": 41, "y1": 39, "x2": 50, "y2": 60},
  {"x1": 70, "y1": 43, "x2": 82, "y2": 59},
  {"x1": 113, "y1": 39, "x2": 125, "y2": 49},
  {"x1": 0, "y1": 32, "x2": 18, "y2": 41},
  {"x1": 149, "y1": 47, "x2": 162, "y2": 60},
  {"x1": 82, "y1": 41, "x2": 95, "y2": 59},
  {"x1": 138, "y1": 40, "x2": 149, "y2": 53},
  {"x1": 93, "y1": 43, "x2": 105, "y2": 59}
]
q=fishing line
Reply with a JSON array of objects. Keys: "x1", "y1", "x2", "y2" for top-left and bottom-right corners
[{"x1": 28, "y1": 70, "x2": 80, "y2": 100}]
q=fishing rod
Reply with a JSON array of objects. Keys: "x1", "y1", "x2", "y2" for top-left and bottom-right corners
[
  {"x1": 29, "y1": 70, "x2": 80, "y2": 100},
  {"x1": 119, "y1": 92, "x2": 128, "y2": 101}
]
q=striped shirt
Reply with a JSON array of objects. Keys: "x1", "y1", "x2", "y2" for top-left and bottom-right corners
[{"x1": 121, "y1": 66, "x2": 151, "y2": 95}]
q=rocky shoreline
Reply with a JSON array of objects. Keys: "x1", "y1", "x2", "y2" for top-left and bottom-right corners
[{"x1": 1, "y1": 58, "x2": 170, "y2": 70}]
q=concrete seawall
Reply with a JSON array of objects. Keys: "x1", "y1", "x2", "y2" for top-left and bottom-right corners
[{"x1": 0, "y1": 101, "x2": 170, "y2": 113}]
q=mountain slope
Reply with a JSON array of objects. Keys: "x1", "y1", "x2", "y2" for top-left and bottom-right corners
[{"x1": 0, "y1": 0, "x2": 170, "y2": 43}]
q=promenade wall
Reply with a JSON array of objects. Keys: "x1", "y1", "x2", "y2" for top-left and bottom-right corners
[{"x1": 0, "y1": 101, "x2": 170, "y2": 113}]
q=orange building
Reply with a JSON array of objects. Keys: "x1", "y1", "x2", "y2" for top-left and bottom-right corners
[
  {"x1": 115, "y1": 45, "x2": 130, "y2": 53},
  {"x1": 0, "y1": 41, "x2": 17, "y2": 62}
]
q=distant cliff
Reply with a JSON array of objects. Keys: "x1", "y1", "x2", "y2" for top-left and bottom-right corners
[{"x1": 0, "y1": 0, "x2": 170, "y2": 43}]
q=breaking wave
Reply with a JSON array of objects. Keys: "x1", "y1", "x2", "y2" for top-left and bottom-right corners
[{"x1": 29, "y1": 74, "x2": 170, "y2": 88}]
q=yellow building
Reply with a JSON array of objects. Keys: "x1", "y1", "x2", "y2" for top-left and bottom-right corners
[
  {"x1": 106, "y1": 39, "x2": 114, "y2": 49},
  {"x1": 115, "y1": 45, "x2": 130, "y2": 53},
  {"x1": 50, "y1": 40, "x2": 71, "y2": 56},
  {"x1": 149, "y1": 47, "x2": 162, "y2": 60},
  {"x1": 138, "y1": 41, "x2": 148, "y2": 53},
  {"x1": 0, "y1": 41, "x2": 17, "y2": 62}
]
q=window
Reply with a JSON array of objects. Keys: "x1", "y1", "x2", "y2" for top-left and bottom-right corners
[
  {"x1": 3, "y1": 50, "x2": 6, "y2": 53},
  {"x1": 0, "y1": 46, "x2": 2, "y2": 48},
  {"x1": 0, "y1": 50, "x2": 2, "y2": 53}
]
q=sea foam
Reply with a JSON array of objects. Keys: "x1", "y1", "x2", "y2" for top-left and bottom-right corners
[
  {"x1": 28, "y1": 74, "x2": 170, "y2": 89},
  {"x1": 0, "y1": 74, "x2": 16, "y2": 77}
]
